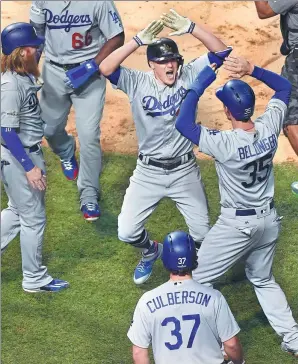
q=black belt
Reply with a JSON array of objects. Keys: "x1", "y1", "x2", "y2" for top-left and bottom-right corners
[
  {"x1": 49, "y1": 59, "x2": 89, "y2": 71},
  {"x1": 236, "y1": 201, "x2": 274, "y2": 216},
  {"x1": 138, "y1": 152, "x2": 194, "y2": 170},
  {"x1": 1, "y1": 143, "x2": 40, "y2": 153}
]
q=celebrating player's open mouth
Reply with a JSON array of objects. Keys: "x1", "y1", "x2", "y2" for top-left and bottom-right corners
[{"x1": 150, "y1": 59, "x2": 179, "y2": 86}]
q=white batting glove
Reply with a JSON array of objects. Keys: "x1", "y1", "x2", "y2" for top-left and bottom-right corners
[
  {"x1": 161, "y1": 9, "x2": 195, "y2": 36},
  {"x1": 133, "y1": 20, "x2": 164, "y2": 46}
]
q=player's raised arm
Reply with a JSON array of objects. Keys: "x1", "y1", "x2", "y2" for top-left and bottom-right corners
[
  {"x1": 223, "y1": 56, "x2": 292, "y2": 105},
  {"x1": 161, "y1": 8, "x2": 234, "y2": 70},
  {"x1": 175, "y1": 64, "x2": 217, "y2": 145},
  {"x1": 100, "y1": 20, "x2": 164, "y2": 76},
  {"x1": 161, "y1": 9, "x2": 226, "y2": 52}
]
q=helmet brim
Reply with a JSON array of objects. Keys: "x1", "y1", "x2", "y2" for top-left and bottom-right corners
[
  {"x1": 25, "y1": 35, "x2": 45, "y2": 48},
  {"x1": 150, "y1": 54, "x2": 182, "y2": 63},
  {"x1": 215, "y1": 86, "x2": 224, "y2": 103}
]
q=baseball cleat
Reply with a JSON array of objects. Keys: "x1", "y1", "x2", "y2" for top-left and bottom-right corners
[
  {"x1": 60, "y1": 155, "x2": 78, "y2": 181},
  {"x1": 291, "y1": 181, "x2": 298, "y2": 196},
  {"x1": 134, "y1": 242, "x2": 163, "y2": 285},
  {"x1": 81, "y1": 202, "x2": 101, "y2": 221},
  {"x1": 281, "y1": 342, "x2": 298, "y2": 358},
  {"x1": 23, "y1": 279, "x2": 70, "y2": 293}
]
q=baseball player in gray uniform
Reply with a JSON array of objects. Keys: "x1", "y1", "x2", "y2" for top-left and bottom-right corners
[
  {"x1": 1, "y1": 23, "x2": 69, "y2": 293},
  {"x1": 128, "y1": 231, "x2": 245, "y2": 364},
  {"x1": 175, "y1": 57, "x2": 298, "y2": 358},
  {"x1": 254, "y1": 0, "x2": 298, "y2": 196},
  {"x1": 100, "y1": 9, "x2": 232, "y2": 285},
  {"x1": 29, "y1": 1, "x2": 125, "y2": 221}
]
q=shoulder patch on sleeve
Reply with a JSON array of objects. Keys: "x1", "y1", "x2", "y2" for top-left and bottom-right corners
[
  {"x1": 31, "y1": 2, "x2": 45, "y2": 15},
  {"x1": 207, "y1": 129, "x2": 221, "y2": 135}
]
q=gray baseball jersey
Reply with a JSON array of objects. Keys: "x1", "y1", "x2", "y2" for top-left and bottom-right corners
[
  {"x1": 198, "y1": 98, "x2": 287, "y2": 208},
  {"x1": 268, "y1": 0, "x2": 298, "y2": 48},
  {"x1": 30, "y1": 0, "x2": 123, "y2": 63},
  {"x1": 114, "y1": 54, "x2": 210, "y2": 158},
  {"x1": 1, "y1": 72, "x2": 43, "y2": 147},
  {"x1": 192, "y1": 98, "x2": 298, "y2": 350},
  {"x1": 127, "y1": 279, "x2": 240, "y2": 364},
  {"x1": 1, "y1": 72, "x2": 52, "y2": 290},
  {"x1": 29, "y1": 0, "x2": 124, "y2": 207}
]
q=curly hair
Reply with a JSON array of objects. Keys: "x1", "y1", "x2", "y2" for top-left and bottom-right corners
[{"x1": 1, "y1": 48, "x2": 27, "y2": 75}]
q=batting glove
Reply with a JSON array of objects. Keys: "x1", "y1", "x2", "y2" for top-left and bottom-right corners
[
  {"x1": 64, "y1": 59, "x2": 98, "y2": 89},
  {"x1": 161, "y1": 9, "x2": 195, "y2": 36},
  {"x1": 133, "y1": 20, "x2": 164, "y2": 46}
]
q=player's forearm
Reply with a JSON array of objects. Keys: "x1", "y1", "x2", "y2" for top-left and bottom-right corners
[
  {"x1": 1, "y1": 127, "x2": 34, "y2": 172},
  {"x1": 94, "y1": 32, "x2": 125, "y2": 66},
  {"x1": 254, "y1": 1, "x2": 276, "y2": 19},
  {"x1": 176, "y1": 90, "x2": 201, "y2": 145},
  {"x1": 223, "y1": 340, "x2": 244, "y2": 364},
  {"x1": 251, "y1": 66, "x2": 292, "y2": 105},
  {"x1": 100, "y1": 39, "x2": 139, "y2": 76},
  {"x1": 132, "y1": 346, "x2": 150, "y2": 364},
  {"x1": 191, "y1": 24, "x2": 227, "y2": 52}
]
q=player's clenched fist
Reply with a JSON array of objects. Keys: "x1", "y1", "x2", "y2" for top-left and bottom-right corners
[
  {"x1": 133, "y1": 20, "x2": 164, "y2": 46},
  {"x1": 26, "y1": 166, "x2": 47, "y2": 191},
  {"x1": 161, "y1": 9, "x2": 195, "y2": 36}
]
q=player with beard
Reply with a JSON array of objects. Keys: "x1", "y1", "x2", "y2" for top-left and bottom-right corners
[{"x1": 1, "y1": 23, "x2": 69, "y2": 293}]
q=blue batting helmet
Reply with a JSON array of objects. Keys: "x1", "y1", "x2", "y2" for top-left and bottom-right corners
[
  {"x1": 162, "y1": 231, "x2": 198, "y2": 274},
  {"x1": 1, "y1": 22, "x2": 44, "y2": 56},
  {"x1": 216, "y1": 79, "x2": 255, "y2": 122}
]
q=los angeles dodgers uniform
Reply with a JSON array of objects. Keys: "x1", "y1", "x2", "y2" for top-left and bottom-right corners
[
  {"x1": 1, "y1": 72, "x2": 53, "y2": 290},
  {"x1": 128, "y1": 279, "x2": 240, "y2": 364},
  {"x1": 192, "y1": 98, "x2": 298, "y2": 349},
  {"x1": 29, "y1": 1, "x2": 123, "y2": 206},
  {"x1": 114, "y1": 55, "x2": 211, "y2": 247}
]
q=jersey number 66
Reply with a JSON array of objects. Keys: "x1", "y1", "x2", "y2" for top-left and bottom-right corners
[{"x1": 72, "y1": 31, "x2": 92, "y2": 49}]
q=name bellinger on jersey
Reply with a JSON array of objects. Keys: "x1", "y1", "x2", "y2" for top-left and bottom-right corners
[{"x1": 238, "y1": 133, "x2": 277, "y2": 160}]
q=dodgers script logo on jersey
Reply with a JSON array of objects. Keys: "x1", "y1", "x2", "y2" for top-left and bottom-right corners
[
  {"x1": 142, "y1": 86, "x2": 187, "y2": 117},
  {"x1": 44, "y1": 9, "x2": 92, "y2": 32}
]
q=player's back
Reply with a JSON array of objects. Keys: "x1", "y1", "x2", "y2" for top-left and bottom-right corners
[
  {"x1": 218, "y1": 121, "x2": 277, "y2": 208},
  {"x1": 138, "y1": 279, "x2": 238, "y2": 364},
  {"x1": 199, "y1": 98, "x2": 286, "y2": 208}
]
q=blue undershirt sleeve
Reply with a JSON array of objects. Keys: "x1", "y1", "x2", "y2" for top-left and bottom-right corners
[
  {"x1": 251, "y1": 66, "x2": 292, "y2": 105},
  {"x1": 1, "y1": 127, "x2": 35, "y2": 172},
  {"x1": 105, "y1": 67, "x2": 121, "y2": 85},
  {"x1": 175, "y1": 90, "x2": 202, "y2": 145}
]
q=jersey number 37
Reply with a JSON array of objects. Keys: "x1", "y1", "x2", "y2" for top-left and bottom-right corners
[{"x1": 161, "y1": 314, "x2": 200, "y2": 350}]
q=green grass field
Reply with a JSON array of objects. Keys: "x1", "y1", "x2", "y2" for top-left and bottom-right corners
[{"x1": 1, "y1": 149, "x2": 298, "y2": 364}]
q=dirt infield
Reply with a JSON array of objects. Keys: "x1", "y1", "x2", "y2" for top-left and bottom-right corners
[{"x1": 1, "y1": 1, "x2": 297, "y2": 164}]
